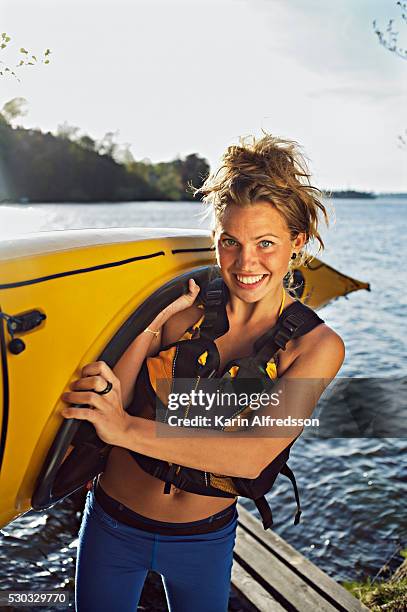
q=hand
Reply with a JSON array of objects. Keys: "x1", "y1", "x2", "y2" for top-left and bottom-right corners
[
  {"x1": 60, "y1": 361, "x2": 131, "y2": 447},
  {"x1": 162, "y1": 278, "x2": 200, "y2": 320}
]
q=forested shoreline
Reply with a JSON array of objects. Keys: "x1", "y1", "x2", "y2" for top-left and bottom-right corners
[
  {"x1": 0, "y1": 105, "x2": 403, "y2": 204},
  {"x1": 0, "y1": 111, "x2": 209, "y2": 203}
]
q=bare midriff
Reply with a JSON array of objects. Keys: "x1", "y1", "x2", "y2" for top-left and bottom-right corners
[{"x1": 99, "y1": 448, "x2": 237, "y2": 522}]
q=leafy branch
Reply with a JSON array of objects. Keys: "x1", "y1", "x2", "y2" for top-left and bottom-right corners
[
  {"x1": 373, "y1": 1, "x2": 407, "y2": 60},
  {"x1": 0, "y1": 32, "x2": 51, "y2": 80},
  {"x1": 373, "y1": 2, "x2": 407, "y2": 151}
]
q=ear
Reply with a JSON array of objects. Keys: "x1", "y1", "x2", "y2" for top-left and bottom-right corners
[{"x1": 292, "y1": 232, "x2": 307, "y2": 250}]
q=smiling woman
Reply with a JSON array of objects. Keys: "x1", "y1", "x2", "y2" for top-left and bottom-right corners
[
  {"x1": 61, "y1": 133, "x2": 345, "y2": 612},
  {"x1": 200, "y1": 133, "x2": 329, "y2": 298},
  {"x1": 216, "y1": 203, "x2": 306, "y2": 301}
]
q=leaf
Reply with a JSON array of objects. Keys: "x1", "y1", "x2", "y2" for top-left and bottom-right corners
[
  {"x1": 44, "y1": 48, "x2": 51, "y2": 56},
  {"x1": 17, "y1": 60, "x2": 24, "y2": 66},
  {"x1": 31, "y1": 55, "x2": 37, "y2": 61},
  {"x1": 20, "y1": 47, "x2": 28, "y2": 54},
  {"x1": 44, "y1": 59, "x2": 50, "y2": 64},
  {"x1": 1, "y1": 43, "x2": 6, "y2": 49}
]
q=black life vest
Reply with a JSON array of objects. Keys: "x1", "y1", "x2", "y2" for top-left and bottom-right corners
[{"x1": 126, "y1": 278, "x2": 324, "y2": 530}]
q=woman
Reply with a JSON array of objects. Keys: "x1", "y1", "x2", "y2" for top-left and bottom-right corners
[{"x1": 61, "y1": 133, "x2": 345, "y2": 612}]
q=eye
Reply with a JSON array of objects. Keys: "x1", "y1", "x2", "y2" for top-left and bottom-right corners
[
  {"x1": 221, "y1": 238, "x2": 239, "y2": 247},
  {"x1": 259, "y1": 240, "x2": 275, "y2": 248}
]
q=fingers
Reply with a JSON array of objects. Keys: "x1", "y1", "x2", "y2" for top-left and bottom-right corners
[
  {"x1": 61, "y1": 390, "x2": 104, "y2": 409},
  {"x1": 188, "y1": 278, "x2": 200, "y2": 294},
  {"x1": 70, "y1": 375, "x2": 111, "y2": 393},
  {"x1": 61, "y1": 406, "x2": 96, "y2": 421},
  {"x1": 81, "y1": 360, "x2": 117, "y2": 382},
  {"x1": 185, "y1": 278, "x2": 200, "y2": 303},
  {"x1": 70, "y1": 361, "x2": 120, "y2": 394},
  {"x1": 63, "y1": 361, "x2": 120, "y2": 414}
]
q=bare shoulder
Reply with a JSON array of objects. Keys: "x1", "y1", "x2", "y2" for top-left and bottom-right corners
[
  {"x1": 302, "y1": 321, "x2": 344, "y2": 348},
  {"x1": 312, "y1": 322, "x2": 344, "y2": 350},
  {"x1": 286, "y1": 323, "x2": 345, "y2": 379}
]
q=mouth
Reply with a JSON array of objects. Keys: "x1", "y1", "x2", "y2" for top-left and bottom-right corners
[{"x1": 233, "y1": 273, "x2": 268, "y2": 290}]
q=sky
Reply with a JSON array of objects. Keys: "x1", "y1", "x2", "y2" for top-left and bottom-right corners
[{"x1": 1, "y1": 0, "x2": 406, "y2": 192}]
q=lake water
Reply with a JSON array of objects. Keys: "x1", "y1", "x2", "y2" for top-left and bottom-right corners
[{"x1": 0, "y1": 198, "x2": 406, "y2": 604}]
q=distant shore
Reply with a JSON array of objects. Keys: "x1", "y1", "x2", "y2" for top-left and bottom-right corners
[
  {"x1": 1, "y1": 192, "x2": 407, "y2": 205},
  {"x1": 330, "y1": 191, "x2": 407, "y2": 199},
  {"x1": 330, "y1": 190, "x2": 376, "y2": 199}
]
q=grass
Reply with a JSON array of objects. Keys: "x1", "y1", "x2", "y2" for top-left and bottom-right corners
[{"x1": 342, "y1": 550, "x2": 407, "y2": 611}]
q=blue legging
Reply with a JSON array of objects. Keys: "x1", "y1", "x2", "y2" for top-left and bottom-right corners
[{"x1": 75, "y1": 489, "x2": 238, "y2": 612}]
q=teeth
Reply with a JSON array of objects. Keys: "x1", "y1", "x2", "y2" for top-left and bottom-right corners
[{"x1": 236, "y1": 274, "x2": 265, "y2": 285}]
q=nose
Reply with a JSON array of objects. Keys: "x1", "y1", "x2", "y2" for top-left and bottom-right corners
[{"x1": 236, "y1": 244, "x2": 258, "y2": 271}]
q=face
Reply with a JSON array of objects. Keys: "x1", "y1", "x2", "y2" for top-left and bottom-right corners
[{"x1": 214, "y1": 201, "x2": 306, "y2": 303}]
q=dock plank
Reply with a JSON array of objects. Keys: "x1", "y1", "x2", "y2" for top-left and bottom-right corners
[
  {"x1": 231, "y1": 561, "x2": 285, "y2": 612},
  {"x1": 234, "y1": 525, "x2": 339, "y2": 611},
  {"x1": 235, "y1": 504, "x2": 369, "y2": 612}
]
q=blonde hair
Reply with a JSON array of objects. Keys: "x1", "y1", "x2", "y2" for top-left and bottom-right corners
[{"x1": 193, "y1": 133, "x2": 329, "y2": 280}]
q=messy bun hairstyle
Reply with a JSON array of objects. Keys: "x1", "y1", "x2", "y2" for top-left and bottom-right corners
[{"x1": 193, "y1": 133, "x2": 329, "y2": 284}]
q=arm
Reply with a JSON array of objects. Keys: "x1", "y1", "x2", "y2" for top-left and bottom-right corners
[
  {"x1": 61, "y1": 325, "x2": 344, "y2": 479},
  {"x1": 113, "y1": 279, "x2": 200, "y2": 408},
  {"x1": 252, "y1": 327, "x2": 345, "y2": 475},
  {"x1": 121, "y1": 417, "x2": 295, "y2": 478},
  {"x1": 113, "y1": 309, "x2": 164, "y2": 409},
  {"x1": 120, "y1": 327, "x2": 345, "y2": 478}
]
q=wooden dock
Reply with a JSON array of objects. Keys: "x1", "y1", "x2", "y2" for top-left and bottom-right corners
[{"x1": 231, "y1": 503, "x2": 369, "y2": 612}]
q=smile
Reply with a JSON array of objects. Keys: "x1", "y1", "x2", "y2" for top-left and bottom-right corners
[{"x1": 233, "y1": 273, "x2": 268, "y2": 289}]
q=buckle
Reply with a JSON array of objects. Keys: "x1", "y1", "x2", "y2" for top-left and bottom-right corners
[
  {"x1": 274, "y1": 329, "x2": 291, "y2": 349},
  {"x1": 205, "y1": 289, "x2": 223, "y2": 307},
  {"x1": 282, "y1": 313, "x2": 303, "y2": 333},
  {"x1": 200, "y1": 311, "x2": 217, "y2": 328}
]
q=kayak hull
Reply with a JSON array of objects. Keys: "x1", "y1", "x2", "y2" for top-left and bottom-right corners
[{"x1": 0, "y1": 228, "x2": 369, "y2": 527}]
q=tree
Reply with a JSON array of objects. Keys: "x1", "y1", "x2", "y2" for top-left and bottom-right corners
[
  {"x1": 96, "y1": 131, "x2": 119, "y2": 158},
  {"x1": 181, "y1": 153, "x2": 209, "y2": 194},
  {"x1": 154, "y1": 164, "x2": 183, "y2": 200},
  {"x1": 173, "y1": 153, "x2": 210, "y2": 200},
  {"x1": 113, "y1": 143, "x2": 135, "y2": 166},
  {"x1": 0, "y1": 97, "x2": 209, "y2": 202},
  {"x1": 77, "y1": 134, "x2": 96, "y2": 152},
  {"x1": 56, "y1": 122, "x2": 80, "y2": 141},
  {"x1": 1, "y1": 97, "x2": 28, "y2": 124}
]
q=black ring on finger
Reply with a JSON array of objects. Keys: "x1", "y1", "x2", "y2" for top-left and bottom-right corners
[{"x1": 95, "y1": 380, "x2": 113, "y2": 395}]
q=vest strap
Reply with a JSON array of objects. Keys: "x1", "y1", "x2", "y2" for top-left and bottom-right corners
[
  {"x1": 254, "y1": 496, "x2": 274, "y2": 530},
  {"x1": 235, "y1": 300, "x2": 324, "y2": 379},
  {"x1": 163, "y1": 464, "x2": 179, "y2": 495},
  {"x1": 199, "y1": 277, "x2": 229, "y2": 340},
  {"x1": 254, "y1": 301, "x2": 323, "y2": 353},
  {"x1": 280, "y1": 463, "x2": 302, "y2": 525}
]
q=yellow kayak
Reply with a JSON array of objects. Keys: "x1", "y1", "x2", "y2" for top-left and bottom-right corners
[{"x1": 0, "y1": 228, "x2": 370, "y2": 528}]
